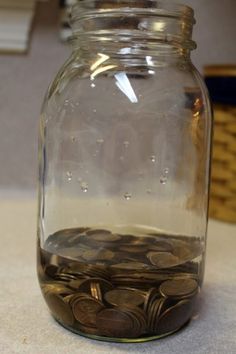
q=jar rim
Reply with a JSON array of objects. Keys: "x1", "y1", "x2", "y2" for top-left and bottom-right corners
[{"x1": 72, "y1": 0, "x2": 195, "y2": 23}]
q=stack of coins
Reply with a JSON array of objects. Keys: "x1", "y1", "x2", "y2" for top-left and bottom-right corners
[
  {"x1": 38, "y1": 227, "x2": 202, "y2": 340},
  {"x1": 209, "y1": 105, "x2": 236, "y2": 222}
]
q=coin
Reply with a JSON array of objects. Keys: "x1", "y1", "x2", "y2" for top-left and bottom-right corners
[
  {"x1": 54, "y1": 273, "x2": 78, "y2": 282},
  {"x1": 172, "y1": 246, "x2": 194, "y2": 262},
  {"x1": 150, "y1": 239, "x2": 173, "y2": 251},
  {"x1": 96, "y1": 308, "x2": 137, "y2": 338},
  {"x1": 58, "y1": 248, "x2": 85, "y2": 259},
  {"x1": 143, "y1": 287, "x2": 159, "y2": 313},
  {"x1": 78, "y1": 278, "x2": 114, "y2": 295},
  {"x1": 159, "y1": 278, "x2": 199, "y2": 299},
  {"x1": 68, "y1": 279, "x2": 85, "y2": 290},
  {"x1": 87, "y1": 230, "x2": 121, "y2": 242},
  {"x1": 148, "y1": 297, "x2": 167, "y2": 332},
  {"x1": 42, "y1": 282, "x2": 74, "y2": 296},
  {"x1": 111, "y1": 262, "x2": 149, "y2": 270},
  {"x1": 120, "y1": 306, "x2": 147, "y2": 335},
  {"x1": 156, "y1": 299, "x2": 194, "y2": 335},
  {"x1": 105, "y1": 289, "x2": 145, "y2": 307},
  {"x1": 67, "y1": 262, "x2": 110, "y2": 280},
  {"x1": 90, "y1": 282, "x2": 103, "y2": 301},
  {"x1": 120, "y1": 246, "x2": 148, "y2": 253},
  {"x1": 45, "y1": 293, "x2": 74, "y2": 326},
  {"x1": 82, "y1": 249, "x2": 114, "y2": 261},
  {"x1": 77, "y1": 324, "x2": 101, "y2": 336},
  {"x1": 71, "y1": 294, "x2": 105, "y2": 327},
  {"x1": 44, "y1": 264, "x2": 58, "y2": 277},
  {"x1": 147, "y1": 252, "x2": 181, "y2": 268}
]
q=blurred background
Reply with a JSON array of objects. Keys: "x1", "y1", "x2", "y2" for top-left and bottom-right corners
[{"x1": 0, "y1": 0, "x2": 235, "y2": 202}]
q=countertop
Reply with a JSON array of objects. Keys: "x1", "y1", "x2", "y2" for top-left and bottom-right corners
[{"x1": 0, "y1": 198, "x2": 236, "y2": 354}]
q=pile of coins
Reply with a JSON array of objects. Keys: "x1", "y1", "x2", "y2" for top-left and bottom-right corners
[{"x1": 38, "y1": 228, "x2": 202, "y2": 340}]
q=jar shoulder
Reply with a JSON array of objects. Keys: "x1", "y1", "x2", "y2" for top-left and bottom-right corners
[{"x1": 42, "y1": 55, "x2": 210, "y2": 116}]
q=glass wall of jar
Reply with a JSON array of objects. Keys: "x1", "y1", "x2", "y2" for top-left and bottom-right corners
[{"x1": 37, "y1": 0, "x2": 212, "y2": 342}]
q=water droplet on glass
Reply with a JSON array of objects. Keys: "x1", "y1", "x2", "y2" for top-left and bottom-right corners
[
  {"x1": 71, "y1": 136, "x2": 78, "y2": 143},
  {"x1": 96, "y1": 138, "x2": 104, "y2": 145},
  {"x1": 146, "y1": 189, "x2": 152, "y2": 194},
  {"x1": 93, "y1": 109, "x2": 97, "y2": 113},
  {"x1": 150, "y1": 155, "x2": 156, "y2": 163},
  {"x1": 77, "y1": 177, "x2": 82, "y2": 182},
  {"x1": 164, "y1": 168, "x2": 169, "y2": 174},
  {"x1": 91, "y1": 83, "x2": 96, "y2": 88},
  {"x1": 64, "y1": 99, "x2": 69, "y2": 106},
  {"x1": 123, "y1": 141, "x2": 130, "y2": 148},
  {"x1": 66, "y1": 171, "x2": 72, "y2": 181},
  {"x1": 81, "y1": 182, "x2": 88, "y2": 193},
  {"x1": 160, "y1": 175, "x2": 168, "y2": 185},
  {"x1": 124, "y1": 193, "x2": 132, "y2": 201},
  {"x1": 75, "y1": 102, "x2": 79, "y2": 106}
]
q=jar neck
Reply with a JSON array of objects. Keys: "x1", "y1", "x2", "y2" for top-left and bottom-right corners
[{"x1": 70, "y1": 0, "x2": 196, "y2": 61}]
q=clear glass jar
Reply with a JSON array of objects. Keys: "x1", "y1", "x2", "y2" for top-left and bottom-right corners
[{"x1": 37, "y1": 0, "x2": 212, "y2": 342}]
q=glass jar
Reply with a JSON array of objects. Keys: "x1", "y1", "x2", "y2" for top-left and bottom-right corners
[{"x1": 37, "y1": 0, "x2": 212, "y2": 343}]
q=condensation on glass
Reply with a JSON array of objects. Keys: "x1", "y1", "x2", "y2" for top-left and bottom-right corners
[{"x1": 37, "y1": 0, "x2": 212, "y2": 343}]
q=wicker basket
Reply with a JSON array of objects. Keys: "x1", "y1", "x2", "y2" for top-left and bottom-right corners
[{"x1": 205, "y1": 66, "x2": 236, "y2": 223}]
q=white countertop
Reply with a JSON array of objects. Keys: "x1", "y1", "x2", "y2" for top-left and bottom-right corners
[{"x1": 0, "y1": 198, "x2": 236, "y2": 354}]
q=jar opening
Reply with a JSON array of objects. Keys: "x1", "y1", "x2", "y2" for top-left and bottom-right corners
[
  {"x1": 72, "y1": 0, "x2": 195, "y2": 21},
  {"x1": 70, "y1": 0, "x2": 196, "y2": 53}
]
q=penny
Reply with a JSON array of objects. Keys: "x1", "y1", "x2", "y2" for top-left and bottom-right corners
[
  {"x1": 71, "y1": 295, "x2": 105, "y2": 327},
  {"x1": 96, "y1": 308, "x2": 136, "y2": 338},
  {"x1": 90, "y1": 282, "x2": 103, "y2": 301},
  {"x1": 120, "y1": 246, "x2": 148, "y2": 253},
  {"x1": 68, "y1": 279, "x2": 85, "y2": 290},
  {"x1": 78, "y1": 278, "x2": 114, "y2": 295},
  {"x1": 54, "y1": 273, "x2": 78, "y2": 282},
  {"x1": 67, "y1": 263, "x2": 110, "y2": 280},
  {"x1": 143, "y1": 287, "x2": 159, "y2": 313},
  {"x1": 159, "y1": 278, "x2": 199, "y2": 299},
  {"x1": 111, "y1": 262, "x2": 149, "y2": 270},
  {"x1": 156, "y1": 299, "x2": 194, "y2": 335},
  {"x1": 42, "y1": 282, "x2": 74, "y2": 296},
  {"x1": 111, "y1": 272, "x2": 170, "y2": 289},
  {"x1": 147, "y1": 252, "x2": 181, "y2": 268},
  {"x1": 58, "y1": 248, "x2": 85, "y2": 259},
  {"x1": 77, "y1": 324, "x2": 101, "y2": 336},
  {"x1": 149, "y1": 297, "x2": 167, "y2": 332},
  {"x1": 120, "y1": 306, "x2": 147, "y2": 336},
  {"x1": 149, "y1": 241, "x2": 173, "y2": 252},
  {"x1": 44, "y1": 264, "x2": 58, "y2": 277},
  {"x1": 82, "y1": 249, "x2": 114, "y2": 261},
  {"x1": 105, "y1": 289, "x2": 145, "y2": 307},
  {"x1": 45, "y1": 293, "x2": 74, "y2": 326},
  {"x1": 172, "y1": 246, "x2": 194, "y2": 262},
  {"x1": 87, "y1": 231, "x2": 121, "y2": 243}
]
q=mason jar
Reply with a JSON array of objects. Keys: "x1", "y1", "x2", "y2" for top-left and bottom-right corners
[{"x1": 37, "y1": 0, "x2": 212, "y2": 342}]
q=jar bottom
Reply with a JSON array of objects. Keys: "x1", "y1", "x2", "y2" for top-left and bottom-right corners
[
  {"x1": 53, "y1": 316, "x2": 192, "y2": 343},
  {"x1": 38, "y1": 226, "x2": 202, "y2": 341}
]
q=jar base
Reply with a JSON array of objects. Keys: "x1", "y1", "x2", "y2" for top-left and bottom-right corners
[{"x1": 53, "y1": 316, "x2": 191, "y2": 343}]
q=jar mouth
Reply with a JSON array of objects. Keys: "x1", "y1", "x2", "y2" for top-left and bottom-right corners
[
  {"x1": 71, "y1": 0, "x2": 195, "y2": 24},
  {"x1": 70, "y1": 0, "x2": 196, "y2": 53}
]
